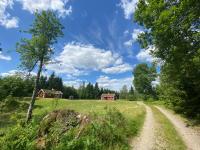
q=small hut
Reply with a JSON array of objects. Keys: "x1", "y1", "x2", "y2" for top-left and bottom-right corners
[
  {"x1": 101, "y1": 93, "x2": 116, "y2": 100},
  {"x1": 38, "y1": 89, "x2": 63, "y2": 98}
]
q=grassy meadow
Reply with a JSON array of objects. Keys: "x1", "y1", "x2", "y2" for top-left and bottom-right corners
[
  {"x1": 35, "y1": 99, "x2": 145, "y2": 119},
  {"x1": 1, "y1": 98, "x2": 145, "y2": 130},
  {"x1": 0, "y1": 98, "x2": 146, "y2": 150}
]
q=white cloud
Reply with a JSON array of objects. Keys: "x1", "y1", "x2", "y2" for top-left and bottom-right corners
[
  {"x1": 119, "y1": 0, "x2": 138, "y2": 19},
  {"x1": 124, "y1": 30, "x2": 129, "y2": 35},
  {"x1": 0, "y1": 69, "x2": 52, "y2": 78},
  {"x1": 0, "y1": 0, "x2": 72, "y2": 28},
  {"x1": 124, "y1": 29, "x2": 144, "y2": 47},
  {"x1": 102, "y1": 64, "x2": 132, "y2": 74},
  {"x1": 46, "y1": 42, "x2": 131, "y2": 76},
  {"x1": 97, "y1": 75, "x2": 133, "y2": 91},
  {"x1": 0, "y1": 69, "x2": 37, "y2": 77},
  {"x1": 0, "y1": 52, "x2": 12, "y2": 60},
  {"x1": 136, "y1": 45, "x2": 156, "y2": 62},
  {"x1": 124, "y1": 40, "x2": 133, "y2": 47},
  {"x1": 0, "y1": 0, "x2": 18, "y2": 28},
  {"x1": 63, "y1": 79, "x2": 85, "y2": 89},
  {"x1": 18, "y1": 0, "x2": 72, "y2": 17}
]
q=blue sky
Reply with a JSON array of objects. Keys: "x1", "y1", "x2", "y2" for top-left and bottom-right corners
[{"x1": 0, "y1": 0, "x2": 155, "y2": 91}]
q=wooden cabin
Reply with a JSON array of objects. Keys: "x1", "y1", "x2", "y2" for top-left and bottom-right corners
[
  {"x1": 101, "y1": 93, "x2": 116, "y2": 100},
  {"x1": 38, "y1": 89, "x2": 63, "y2": 98}
]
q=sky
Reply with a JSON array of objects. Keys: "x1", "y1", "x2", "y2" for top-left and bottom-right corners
[{"x1": 0, "y1": 0, "x2": 155, "y2": 91}]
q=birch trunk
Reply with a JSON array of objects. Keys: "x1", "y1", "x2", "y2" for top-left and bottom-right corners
[{"x1": 26, "y1": 58, "x2": 43, "y2": 122}]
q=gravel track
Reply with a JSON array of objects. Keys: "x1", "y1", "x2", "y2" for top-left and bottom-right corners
[
  {"x1": 132, "y1": 104, "x2": 155, "y2": 150},
  {"x1": 156, "y1": 106, "x2": 200, "y2": 150}
]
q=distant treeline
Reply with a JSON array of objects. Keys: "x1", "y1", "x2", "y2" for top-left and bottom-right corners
[{"x1": 0, "y1": 72, "x2": 121, "y2": 100}]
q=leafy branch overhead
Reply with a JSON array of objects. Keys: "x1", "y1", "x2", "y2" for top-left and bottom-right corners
[
  {"x1": 16, "y1": 10, "x2": 64, "y2": 122},
  {"x1": 134, "y1": 0, "x2": 200, "y2": 117},
  {"x1": 17, "y1": 11, "x2": 64, "y2": 72}
]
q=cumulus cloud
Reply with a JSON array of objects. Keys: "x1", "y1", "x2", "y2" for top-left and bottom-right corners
[
  {"x1": 124, "y1": 29, "x2": 144, "y2": 47},
  {"x1": 0, "y1": 51, "x2": 12, "y2": 60},
  {"x1": 96, "y1": 75, "x2": 133, "y2": 91},
  {"x1": 0, "y1": 69, "x2": 36, "y2": 77},
  {"x1": 0, "y1": 69, "x2": 52, "y2": 78},
  {"x1": 102, "y1": 64, "x2": 132, "y2": 74},
  {"x1": 63, "y1": 79, "x2": 86, "y2": 89},
  {"x1": 136, "y1": 45, "x2": 156, "y2": 62},
  {"x1": 0, "y1": 0, "x2": 72, "y2": 28},
  {"x1": 119, "y1": 0, "x2": 138, "y2": 19},
  {"x1": 46, "y1": 42, "x2": 132, "y2": 76},
  {"x1": 0, "y1": 0, "x2": 18, "y2": 28},
  {"x1": 18, "y1": 0, "x2": 72, "y2": 17}
]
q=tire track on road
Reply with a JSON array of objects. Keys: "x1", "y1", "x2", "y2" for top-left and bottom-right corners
[{"x1": 156, "y1": 106, "x2": 200, "y2": 150}]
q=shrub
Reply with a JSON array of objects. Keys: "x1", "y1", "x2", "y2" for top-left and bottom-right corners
[
  {"x1": 0, "y1": 96, "x2": 20, "y2": 112},
  {"x1": 0, "y1": 123, "x2": 38, "y2": 150},
  {"x1": 55, "y1": 108, "x2": 132, "y2": 150},
  {"x1": 1, "y1": 108, "x2": 138, "y2": 150}
]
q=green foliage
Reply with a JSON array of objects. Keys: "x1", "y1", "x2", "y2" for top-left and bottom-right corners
[
  {"x1": 39, "y1": 72, "x2": 63, "y2": 91},
  {"x1": 47, "y1": 108, "x2": 136, "y2": 150},
  {"x1": 119, "y1": 85, "x2": 129, "y2": 99},
  {"x1": 38, "y1": 74, "x2": 118, "y2": 100},
  {"x1": 127, "y1": 86, "x2": 138, "y2": 101},
  {"x1": 133, "y1": 63, "x2": 157, "y2": 100},
  {"x1": 47, "y1": 72, "x2": 63, "y2": 91},
  {"x1": 77, "y1": 82, "x2": 118, "y2": 100},
  {"x1": 134, "y1": 0, "x2": 200, "y2": 118},
  {"x1": 17, "y1": 10, "x2": 64, "y2": 121},
  {"x1": 63, "y1": 86, "x2": 79, "y2": 99},
  {"x1": 17, "y1": 11, "x2": 64, "y2": 72},
  {"x1": 0, "y1": 123, "x2": 38, "y2": 150},
  {"x1": 0, "y1": 96, "x2": 20, "y2": 111},
  {"x1": 0, "y1": 76, "x2": 34, "y2": 101},
  {"x1": 0, "y1": 108, "x2": 139, "y2": 150}
]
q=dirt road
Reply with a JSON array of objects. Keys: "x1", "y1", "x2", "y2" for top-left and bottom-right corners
[
  {"x1": 132, "y1": 104, "x2": 155, "y2": 150},
  {"x1": 132, "y1": 103, "x2": 200, "y2": 150},
  {"x1": 156, "y1": 106, "x2": 200, "y2": 150}
]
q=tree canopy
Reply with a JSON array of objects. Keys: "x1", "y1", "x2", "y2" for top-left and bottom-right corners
[
  {"x1": 135, "y1": 0, "x2": 200, "y2": 117},
  {"x1": 133, "y1": 63, "x2": 157, "y2": 99},
  {"x1": 17, "y1": 11, "x2": 64, "y2": 122}
]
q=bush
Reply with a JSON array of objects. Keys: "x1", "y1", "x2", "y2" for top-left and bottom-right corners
[
  {"x1": 0, "y1": 123, "x2": 38, "y2": 150},
  {"x1": 0, "y1": 96, "x2": 20, "y2": 112},
  {"x1": 1, "y1": 108, "x2": 138, "y2": 150},
  {"x1": 51, "y1": 108, "x2": 132, "y2": 150}
]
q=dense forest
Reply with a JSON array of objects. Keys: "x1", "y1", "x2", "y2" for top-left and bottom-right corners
[
  {"x1": 0, "y1": 72, "x2": 122, "y2": 100},
  {"x1": 134, "y1": 0, "x2": 200, "y2": 118}
]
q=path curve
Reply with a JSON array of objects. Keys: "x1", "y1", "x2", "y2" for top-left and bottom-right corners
[
  {"x1": 132, "y1": 103, "x2": 155, "y2": 150},
  {"x1": 156, "y1": 106, "x2": 200, "y2": 150}
]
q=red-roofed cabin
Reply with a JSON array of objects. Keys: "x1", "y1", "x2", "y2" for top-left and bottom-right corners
[
  {"x1": 101, "y1": 93, "x2": 116, "y2": 100},
  {"x1": 38, "y1": 89, "x2": 63, "y2": 98}
]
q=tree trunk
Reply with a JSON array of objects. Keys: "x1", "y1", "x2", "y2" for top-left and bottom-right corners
[{"x1": 26, "y1": 58, "x2": 43, "y2": 123}]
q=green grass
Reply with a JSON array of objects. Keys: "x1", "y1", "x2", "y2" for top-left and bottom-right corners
[
  {"x1": 151, "y1": 106, "x2": 186, "y2": 150},
  {"x1": 34, "y1": 99, "x2": 146, "y2": 135},
  {"x1": 0, "y1": 98, "x2": 145, "y2": 135},
  {"x1": 34, "y1": 98, "x2": 144, "y2": 117},
  {"x1": 0, "y1": 99, "x2": 146, "y2": 150}
]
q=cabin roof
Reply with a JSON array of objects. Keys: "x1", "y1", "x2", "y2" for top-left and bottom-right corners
[
  {"x1": 40, "y1": 89, "x2": 63, "y2": 95},
  {"x1": 101, "y1": 93, "x2": 115, "y2": 97}
]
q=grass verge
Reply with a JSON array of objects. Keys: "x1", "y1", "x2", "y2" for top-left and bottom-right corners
[{"x1": 151, "y1": 106, "x2": 186, "y2": 150}]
